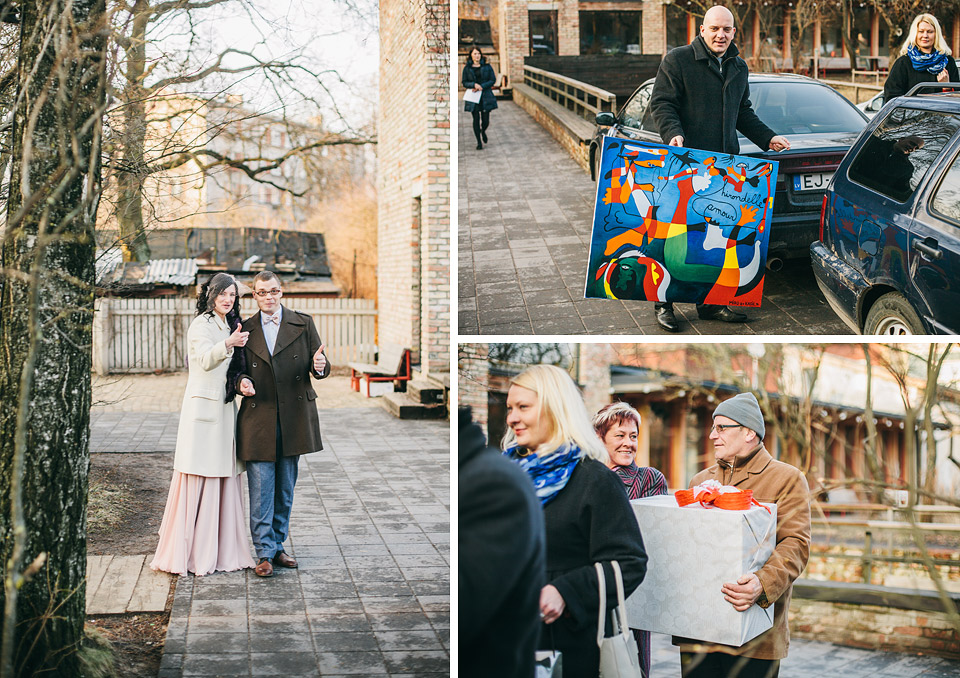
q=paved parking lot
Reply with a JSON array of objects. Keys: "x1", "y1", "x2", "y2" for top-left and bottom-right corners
[{"x1": 458, "y1": 101, "x2": 852, "y2": 336}]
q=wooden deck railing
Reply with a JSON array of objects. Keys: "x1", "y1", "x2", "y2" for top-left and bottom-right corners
[{"x1": 522, "y1": 64, "x2": 617, "y2": 121}]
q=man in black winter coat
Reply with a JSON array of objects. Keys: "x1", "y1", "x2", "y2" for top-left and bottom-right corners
[
  {"x1": 648, "y1": 5, "x2": 791, "y2": 333},
  {"x1": 459, "y1": 408, "x2": 546, "y2": 678}
]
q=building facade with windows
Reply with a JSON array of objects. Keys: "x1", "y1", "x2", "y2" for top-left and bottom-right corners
[{"x1": 466, "y1": 0, "x2": 960, "y2": 97}]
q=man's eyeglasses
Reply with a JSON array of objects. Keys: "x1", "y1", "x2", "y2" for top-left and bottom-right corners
[
  {"x1": 710, "y1": 423, "x2": 743, "y2": 434},
  {"x1": 254, "y1": 289, "x2": 282, "y2": 298}
]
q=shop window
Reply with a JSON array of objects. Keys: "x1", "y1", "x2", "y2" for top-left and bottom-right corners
[
  {"x1": 579, "y1": 11, "x2": 642, "y2": 55},
  {"x1": 529, "y1": 11, "x2": 558, "y2": 56}
]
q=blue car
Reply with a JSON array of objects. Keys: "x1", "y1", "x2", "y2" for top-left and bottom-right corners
[{"x1": 811, "y1": 84, "x2": 960, "y2": 334}]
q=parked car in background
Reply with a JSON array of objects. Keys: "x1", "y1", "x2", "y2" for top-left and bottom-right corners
[
  {"x1": 811, "y1": 85, "x2": 960, "y2": 334},
  {"x1": 857, "y1": 92, "x2": 884, "y2": 118},
  {"x1": 591, "y1": 74, "x2": 869, "y2": 262}
]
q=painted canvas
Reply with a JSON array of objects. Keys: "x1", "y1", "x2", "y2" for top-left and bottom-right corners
[{"x1": 585, "y1": 137, "x2": 779, "y2": 307}]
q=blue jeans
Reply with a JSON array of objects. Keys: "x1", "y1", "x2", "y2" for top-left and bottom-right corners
[{"x1": 247, "y1": 449, "x2": 299, "y2": 560}]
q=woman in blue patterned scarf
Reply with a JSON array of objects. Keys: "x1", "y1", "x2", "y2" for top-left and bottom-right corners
[
  {"x1": 883, "y1": 13, "x2": 959, "y2": 103},
  {"x1": 593, "y1": 401, "x2": 668, "y2": 678},
  {"x1": 503, "y1": 365, "x2": 648, "y2": 678}
]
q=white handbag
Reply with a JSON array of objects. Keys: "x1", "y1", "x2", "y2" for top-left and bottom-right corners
[{"x1": 595, "y1": 561, "x2": 643, "y2": 678}]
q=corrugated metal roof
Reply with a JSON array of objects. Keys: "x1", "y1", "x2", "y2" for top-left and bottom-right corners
[
  {"x1": 96, "y1": 254, "x2": 198, "y2": 288},
  {"x1": 144, "y1": 258, "x2": 198, "y2": 285}
]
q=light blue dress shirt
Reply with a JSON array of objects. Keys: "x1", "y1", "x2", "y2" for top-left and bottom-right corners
[{"x1": 261, "y1": 307, "x2": 282, "y2": 355}]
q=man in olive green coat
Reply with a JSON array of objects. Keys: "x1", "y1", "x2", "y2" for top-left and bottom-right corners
[
  {"x1": 676, "y1": 392, "x2": 811, "y2": 678},
  {"x1": 236, "y1": 271, "x2": 331, "y2": 577}
]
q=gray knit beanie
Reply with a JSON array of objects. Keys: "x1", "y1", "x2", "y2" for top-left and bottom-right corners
[{"x1": 713, "y1": 392, "x2": 765, "y2": 440}]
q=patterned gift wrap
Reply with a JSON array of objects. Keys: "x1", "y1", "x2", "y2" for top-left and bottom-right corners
[{"x1": 625, "y1": 493, "x2": 777, "y2": 646}]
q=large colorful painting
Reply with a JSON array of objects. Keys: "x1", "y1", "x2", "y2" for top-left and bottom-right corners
[{"x1": 585, "y1": 137, "x2": 779, "y2": 307}]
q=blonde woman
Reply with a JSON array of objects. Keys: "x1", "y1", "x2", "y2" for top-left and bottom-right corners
[
  {"x1": 503, "y1": 365, "x2": 647, "y2": 678},
  {"x1": 883, "y1": 13, "x2": 959, "y2": 102}
]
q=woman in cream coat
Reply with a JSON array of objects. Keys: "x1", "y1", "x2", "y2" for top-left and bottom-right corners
[{"x1": 151, "y1": 273, "x2": 257, "y2": 576}]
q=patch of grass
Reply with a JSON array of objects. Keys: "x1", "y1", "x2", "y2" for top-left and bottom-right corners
[
  {"x1": 87, "y1": 476, "x2": 133, "y2": 531},
  {"x1": 79, "y1": 625, "x2": 116, "y2": 678}
]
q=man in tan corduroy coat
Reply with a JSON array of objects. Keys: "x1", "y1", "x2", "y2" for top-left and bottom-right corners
[{"x1": 675, "y1": 392, "x2": 811, "y2": 678}]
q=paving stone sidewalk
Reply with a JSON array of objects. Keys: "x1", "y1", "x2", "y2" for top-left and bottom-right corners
[
  {"x1": 146, "y1": 407, "x2": 449, "y2": 677},
  {"x1": 649, "y1": 633, "x2": 960, "y2": 677},
  {"x1": 458, "y1": 100, "x2": 852, "y2": 336}
]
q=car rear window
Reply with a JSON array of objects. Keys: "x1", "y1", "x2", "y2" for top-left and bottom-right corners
[
  {"x1": 620, "y1": 84, "x2": 653, "y2": 129},
  {"x1": 931, "y1": 149, "x2": 960, "y2": 225},
  {"x1": 848, "y1": 107, "x2": 960, "y2": 203},
  {"x1": 750, "y1": 82, "x2": 867, "y2": 135}
]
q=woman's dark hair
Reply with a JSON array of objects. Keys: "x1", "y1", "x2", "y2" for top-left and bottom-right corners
[
  {"x1": 469, "y1": 47, "x2": 485, "y2": 65},
  {"x1": 196, "y1": 273, "x2": 247, "y2": 402}
]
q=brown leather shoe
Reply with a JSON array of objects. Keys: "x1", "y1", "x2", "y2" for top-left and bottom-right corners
[
  {"x1": 254, "y1": 558, "x2": 273, "y2": 577},
  {"x1": 273, "y1": 551, "x2": 298, "y2": 568}
]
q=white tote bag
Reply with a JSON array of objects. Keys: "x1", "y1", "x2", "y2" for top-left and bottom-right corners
[{"x1": 595, "y1": 561, "x2": 643, "y2": 678}]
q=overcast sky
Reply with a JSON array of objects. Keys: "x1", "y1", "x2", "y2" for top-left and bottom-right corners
[{"x1": 149, "y1": 0, "x2": 380, "y2": 132}]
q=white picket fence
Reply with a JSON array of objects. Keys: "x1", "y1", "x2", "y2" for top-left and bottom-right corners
[{"x1": 92, "y1": 296, "x2": 377, "y2": 374}]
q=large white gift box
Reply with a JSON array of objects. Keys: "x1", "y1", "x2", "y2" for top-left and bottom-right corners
[{"x1": 625, "y1": 494, "x2": 777, "y2": 646}]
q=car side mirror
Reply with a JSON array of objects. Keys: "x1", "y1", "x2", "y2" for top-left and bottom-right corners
[{"x1": 595, "y1": 112, "x2": 616, "y2": 126}]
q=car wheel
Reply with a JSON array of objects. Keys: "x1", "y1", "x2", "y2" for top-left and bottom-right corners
[
  {"x1": 863, "y1": 292, "x2": 925, "y2": 335},
  {"x1": 592, "y1": 146, "x2": 600, "y2": 182}
]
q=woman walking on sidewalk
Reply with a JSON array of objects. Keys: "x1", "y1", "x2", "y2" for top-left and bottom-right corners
[
  {"x1": 462, "y1": 47, "x2": 498, "y2": 150},
  {"x1": 151, "y1": 273, "x2": 256, "y2": 576}
]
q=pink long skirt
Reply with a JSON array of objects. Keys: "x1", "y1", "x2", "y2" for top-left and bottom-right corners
[{"x1": 150, "y1": 471, "x2": 256, "y2": 576}]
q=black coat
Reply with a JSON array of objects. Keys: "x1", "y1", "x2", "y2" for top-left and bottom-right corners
[
  {"x1": 883, "y1": 53, "x2": 960, "y2": 102},
  {"x1": 235, "y1": 306, "x2": 330, "y2": 462},
  {"x1": 462, "y1": 59, "x2": 498, "y2": 112},
  {"x1": 538, "y1": 457, "x2": 648, "y2": 678},
  {"x1": 459, "y1": 409, "x2": 545, "y2": 678},
  {"x1": 651, "y1": 36, "x2": 776, "y2": 154}
]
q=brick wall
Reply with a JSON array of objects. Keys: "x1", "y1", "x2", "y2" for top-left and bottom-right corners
[
  {"x1": 790, "y1": 599, "x2": 960, "y2": 659},
  {"x1": 557, "y1": 0, "x2": 580, "y2": 56},
  {"x1": 499, "y1": 0, "x2": 530, "y2": 93},
  {"x1": 579, "y1": 343, "x2": 615, "y2": 416},
  {"x1": 500, "y1": 1, "x2": 668, "y2": 86},
  {"x1": 458, "y1": 344, "x2": 490, "y2": 431},
  {"x1": 379, "y1": 0, "x2": 450, "y2": 379}
]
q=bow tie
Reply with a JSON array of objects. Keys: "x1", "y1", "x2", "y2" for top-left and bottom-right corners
[{"x1": 264, "y1": 314, "x2": 280, "y2": 326}]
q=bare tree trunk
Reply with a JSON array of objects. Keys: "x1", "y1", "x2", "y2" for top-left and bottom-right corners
[
  {"x1": 922, "y1": 344, "x2": 952, "y2": 497},
  {"x1": 861, "y1": 344, "x2": 884, "y2": 502},
  {"x1": 0, "y1": 0, "x2": 107, "y2": 675},
  {"x1": 840, "y1": 0, "x2": 857, "y2": 71},
  {"x1": 116, "y1": 0, "x2": 151, "y2": 261}
]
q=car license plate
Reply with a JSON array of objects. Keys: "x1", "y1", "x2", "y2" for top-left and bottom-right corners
[{"x1": 793, "y1": 172, "x2": 834, "y2": 191}]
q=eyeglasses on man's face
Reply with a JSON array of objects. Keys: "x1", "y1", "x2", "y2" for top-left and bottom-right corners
[
  {"x1": 254, "y1": 288, "x2": 282, "y2": 298},
  {"x1": 710, "y1": 423, "x2": 743, "y2": 435}
]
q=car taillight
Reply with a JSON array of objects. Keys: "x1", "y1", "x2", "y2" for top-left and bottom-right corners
[{"x1": 819, "y1": 194, "x2": 828, "y2": 241}]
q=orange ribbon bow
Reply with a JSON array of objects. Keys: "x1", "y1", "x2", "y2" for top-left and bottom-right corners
[{"x1": 675, "y1": 480, "x2": 770, "y2": 513}]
